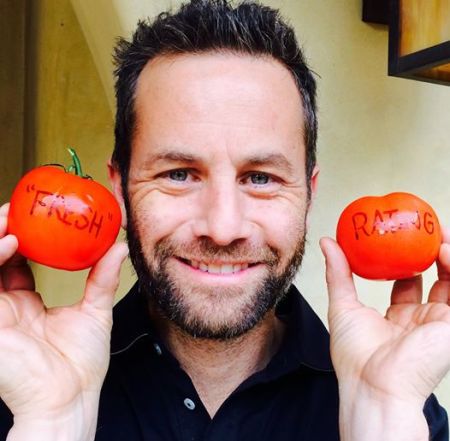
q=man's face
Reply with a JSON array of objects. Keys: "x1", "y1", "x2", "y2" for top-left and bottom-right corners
[{"x1": 112, "y1": 52, "x2": 317, "y2": 339}]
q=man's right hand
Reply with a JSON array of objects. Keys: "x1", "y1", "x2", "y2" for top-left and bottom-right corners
[{"x1": 0, "y1": 203, "x2": 128, "y2": 441}]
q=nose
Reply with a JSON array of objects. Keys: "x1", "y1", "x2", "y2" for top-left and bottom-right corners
[{"x1": 192, "y1": 179, "x2": 251, "y2": 246}]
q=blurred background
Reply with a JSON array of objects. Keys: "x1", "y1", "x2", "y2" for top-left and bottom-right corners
[{"x1": 1, "y1": 0, "x2": 450, "y2": 410}]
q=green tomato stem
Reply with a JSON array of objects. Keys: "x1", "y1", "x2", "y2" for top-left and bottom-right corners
[{"x1": 68, "y1": 147, "x2": 83, "y2": 177}]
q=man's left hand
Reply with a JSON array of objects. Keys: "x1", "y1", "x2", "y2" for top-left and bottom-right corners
[{"x1": 320, "y1": 227, "x2": 450, "y2": 441}]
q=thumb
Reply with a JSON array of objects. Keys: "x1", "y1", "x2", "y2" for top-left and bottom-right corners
[
  {"x1": 319, "y1": 237, "x2": 359, "y2": 312},
  {"x1": 82, "y1": 241, "x2": 129, "y2": 311}
]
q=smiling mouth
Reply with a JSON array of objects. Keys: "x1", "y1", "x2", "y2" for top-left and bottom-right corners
[{"x1": 176, "y1": 257, "x2": 259, "y2": 274}]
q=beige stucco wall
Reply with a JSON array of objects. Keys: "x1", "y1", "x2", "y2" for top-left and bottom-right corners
[
  {"x1": 0, "y1": 0, "x2": 26, "y2": 203},
  {"x1": 1, "y1": 0, "x2": 449, "y2": 413}
]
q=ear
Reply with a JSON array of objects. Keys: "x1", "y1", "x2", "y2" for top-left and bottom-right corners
[
  {"x1": 306, "y1": 164, "x2": 320, "y2": 228},
  {"x1": 107, "y1": 159, "x2": 127, "y2": 229},
  {"x1": 309, "y1": 164, "x2": 319, "y2": 201}
]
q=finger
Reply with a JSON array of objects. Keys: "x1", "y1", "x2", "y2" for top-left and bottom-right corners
[
  {"x1": 428, "y1": 280, "x2": 450, "y2": 304},
  {"x1": 436, "y1": 241, "x2": 450, "y2": 282},
  {"x1": 428, "y1": 228, "x2": 450, "y2": 303},
  {"x1": 0, "y1": 235, "x2": 19, "y2": 268},
  {"x1": 0, "y1": 203, "x2": 11, "y2": 242},
  {"x1": 2, "y1": 253, "x2": 35, "y2": 292},
  {"x1": 0, "y1": 204, "x2": 35, "y2": 292},
  {"x1": 440, "y1": 225, "x2": 450, "y2": 245},
  {"x1": 0, "y1": 203, "x2": 10, "y2": 218},
  {"x1": 0, "y1": 204, "x2": 18, "y2": 269},
  {"x1": 390, "y1": 275, "x2": 423, "y2": 305},
  {"x1": 82, "y1": 242, "x2": 129, "y2": 311},
  {"x1": 0, "y1": 213, "x2": 8, "y2": 238},
  {"x1": 319, "y1": 237, "x2": 360, "y2": 312}
]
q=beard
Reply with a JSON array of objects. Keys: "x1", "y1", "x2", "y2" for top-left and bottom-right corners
[{"x1": 125, "y1": 209, "x2": 307, "y2": 341}]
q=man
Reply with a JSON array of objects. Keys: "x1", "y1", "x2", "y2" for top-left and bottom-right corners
[{"x1": 0, "y1": 1, "x2": 449, "y2": 440}]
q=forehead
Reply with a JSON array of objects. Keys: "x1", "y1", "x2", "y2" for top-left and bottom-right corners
[{"x1": 132, "y1": 51, "x2": 306, "y2": 167}]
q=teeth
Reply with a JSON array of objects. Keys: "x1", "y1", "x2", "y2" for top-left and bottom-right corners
[
  {"x1": 208, "y1": 263, "x2": 221, "y2": 274},
  {"x1": 221, "y1": 264, "x2": 234, "y2": 274},
  {"x1": 191, "y1": 261, "x2": 251, "y2": 274}
]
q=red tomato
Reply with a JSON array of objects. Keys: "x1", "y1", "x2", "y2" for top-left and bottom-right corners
[
  {"x1": 7, "y1": 151, "x2": 121, "y2": 271},
  {"x1": 336, "y1": 192, "x2": 441, "y2": 280}
]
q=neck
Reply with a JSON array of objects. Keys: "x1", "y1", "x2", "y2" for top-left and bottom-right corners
[{"x1": 149, "y1": 308, "x2": 285, "y2": 418}]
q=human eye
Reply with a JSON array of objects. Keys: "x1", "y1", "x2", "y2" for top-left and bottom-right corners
[
  {"x1": 241, "y1": 172, "x2": 273, "y2": 186},
  {"x1": 249, "y1": 172, "x2": 271, "y2": 185},
  {"x1": 156, "y1": 168, "x2": 200, "y2": 185},
  {"x1": 167, "y1": 169, "x2": 190, "y2": 182},
  {"x1": 240, "y1": 172, "x2": 281, "y2": 195}
]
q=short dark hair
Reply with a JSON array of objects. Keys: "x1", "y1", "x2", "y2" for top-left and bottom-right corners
[{"x1": 112, "y1": 0, "x2": 317, "y2": 196}]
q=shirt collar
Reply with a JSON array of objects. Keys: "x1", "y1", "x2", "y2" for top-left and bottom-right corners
[
  {"x1": 110, "y1": 282, "x2": 334, "y2": 372},
  {"x1": 274, "y1": 284, "x2": 334, "y2": 372},
  {"x1": 110, "y1": 282, "x2": 152, "y2": 355}
]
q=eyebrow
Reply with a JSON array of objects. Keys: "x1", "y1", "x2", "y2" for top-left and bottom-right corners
[
  {"x1": 143, "y1": 149, "x2": 295, "y2": 175},
  {"x1": 244, "y1": 153, "x2": 295, "y2": 175},
  {"x1": 142, "y1": 151, "x2": 199, "y2": 169}
]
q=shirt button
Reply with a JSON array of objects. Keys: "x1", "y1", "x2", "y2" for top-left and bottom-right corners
[
  {"x1": 153, "y1": 343, "x2": 162, "y2": 355},
  {"x1": 183, "y1": 398, "x2": 196, "y2": 410}
]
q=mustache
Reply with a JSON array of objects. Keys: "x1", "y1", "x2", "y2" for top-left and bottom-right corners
[{"x1": 153, "y1": 237, "x2": 280, "y2": 265}]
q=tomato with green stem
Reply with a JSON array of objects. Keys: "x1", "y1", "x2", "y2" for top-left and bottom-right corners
[{"x1": 7, "y1": 148, "x2": 122, "y2": 271}]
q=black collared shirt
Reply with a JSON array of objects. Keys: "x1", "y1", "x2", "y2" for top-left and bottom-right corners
[
  {"x1": 0, "y1": 284, "x2": 447, "y2": 440},
  {"x1": 95, "y1": 284, "x2": 448, "y2": 441}
]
